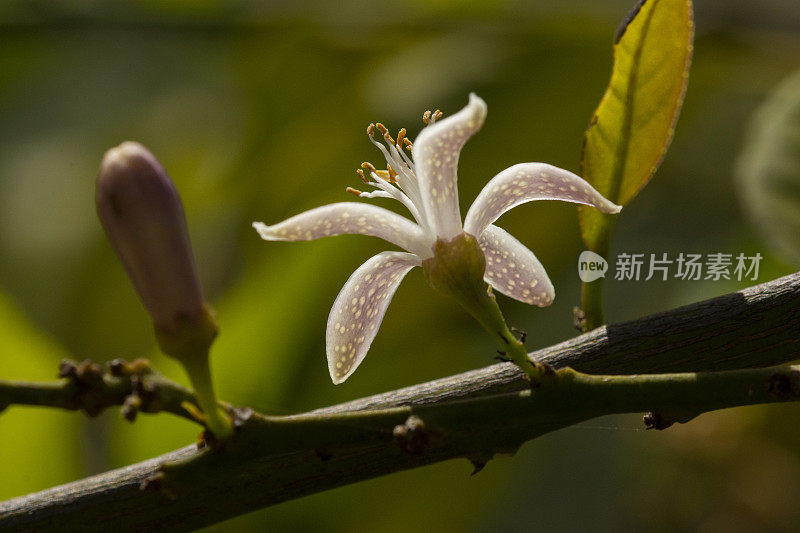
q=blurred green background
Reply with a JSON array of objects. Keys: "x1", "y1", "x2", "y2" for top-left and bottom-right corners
[{"x1": 1, "y1": 0, "x2": 800, "y2": 531}]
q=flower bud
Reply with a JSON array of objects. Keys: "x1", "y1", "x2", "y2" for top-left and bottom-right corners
[
  {"x1": 96, "y1": 142, "x2": 231, "y2": 437},
  {"x1": 96, "y1": 142, "x2": 217, "y2": 360}
]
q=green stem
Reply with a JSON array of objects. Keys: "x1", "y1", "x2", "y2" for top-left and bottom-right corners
[
  {"x1": 581, "y1": 275, "x2": 605, "y2": 331},
  {"x1": 181, "y1": 353, "x2": 233, "y2": 438},
  {"x1": 580, "y1": 219, "x2": 614, "y2": 331},
  {"x1": 461, "y1": 287, "x2": 543, "y2": 384}
]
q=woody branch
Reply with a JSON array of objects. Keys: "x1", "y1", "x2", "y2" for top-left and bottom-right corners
[{"x1": 0, "y1": 271, "x2": 798, "y2": 531}]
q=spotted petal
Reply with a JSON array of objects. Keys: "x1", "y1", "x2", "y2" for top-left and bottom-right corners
[
  {"x1": 464, "y1": 163, "x2": 622, "y2": 237},
  {"x1": 413, "y1": 93, "x2": 487, "y2": 241},
  {"x1": 253, "y1": 202, "x2": 430, "y2": 257},
  {"x1": 327, "y1": 251, "x2": 419, "y2": 384},
  {"x1": 479, "y1": 224, "x2": 554, "y2": 306}
]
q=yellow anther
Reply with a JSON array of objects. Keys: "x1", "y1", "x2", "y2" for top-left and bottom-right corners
[
  {"x1": 422, "y1": 110, "x2": 432, "y2": 124},
  {"x1": 374, "y1": 168, "x2": 396, "y2": 184},
  {"x1": 367, "y1": 123, "x2": 375, "y2": 137},
  {"x1": 376, "y1": 123, "x2": 395, "y2": 146},
  {"x1": 346, "y1": 187, "x2": 363, "y2": 197},
  {"x1": 361, "y1": 162, "x2": 377, "y2": 173},
  {"x1": 387, "y1": 165, "x2": 398, "y2": 182},
  {"x1": 356, "y1": 168, "x2": 369, "y2": 184},
  {"x1": 432, "y1": 110, "x2": 443, "y2": 122},
  {"x1": 396, "y1": 128, "x2": 406, "y2": 148},
  {"x1": 403, "y1": 137, "x2": 413, "y2": 151}
]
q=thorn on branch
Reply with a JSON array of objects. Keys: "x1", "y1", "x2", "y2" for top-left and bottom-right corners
[
  {"x1": 140, "y1": 471, "x2": 177, "y2": 500},
  {"x1": 470, "y1": 459, "x2": 486, "y2": 476},
  {"x1": 467, "y1": 452, "x2": 494, "y2": 475},
  {"x1": 643, "y1": 412, "x2": 673, "y2": 430},
  {"x1": 494, "y1": 351, "x2": 511, "y2": 363},
  {"x1": 140, "y1": 472, "x2": 163, "y2": 492},
  {"x1": 393, "y1": 415, "x2": 430, "y2": 455},
  {"x1": 511, "y1": 327, "x2": 527, "y2": 344}
]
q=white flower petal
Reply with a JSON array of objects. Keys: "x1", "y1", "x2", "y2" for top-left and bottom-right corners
[
  {"x1": 479, "y1": 225, "x2": 554, "y2": 307},
  {"x1": 327, "y1": 251, "x2": 420, "y2": 384},
  {"x1": 413, "y1": 93, "x2": 487, "y2": 240},
  {"x1": 464, "y1": 163, "x2": 622, "y2": 236},
  {"x1": 253, "y1": 202, "x2": 431, "y2": 257}
]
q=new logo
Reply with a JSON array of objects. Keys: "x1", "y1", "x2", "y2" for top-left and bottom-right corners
[{"x1": 578, "y1": 251, "x2": 608, "y2": 282}]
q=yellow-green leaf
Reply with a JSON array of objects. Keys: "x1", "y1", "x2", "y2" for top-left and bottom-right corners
[{"x1": 579, "y1": 0, "x2": 694, "y2": 252}]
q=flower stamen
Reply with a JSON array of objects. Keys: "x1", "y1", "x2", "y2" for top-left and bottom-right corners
[
  {"x1": 375, "y1": 123, "x2": 395, "y2": 146},
  {"x1": 422, "y1": 109, "x2": 443, "y2": 125},
  {"x1": 387, "y1": 165, "x2": 399, "y2": 183}
]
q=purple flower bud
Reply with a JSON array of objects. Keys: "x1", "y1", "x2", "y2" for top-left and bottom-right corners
[{"x1": 96, "y1": 142, "x2": 217, "y2": 358}]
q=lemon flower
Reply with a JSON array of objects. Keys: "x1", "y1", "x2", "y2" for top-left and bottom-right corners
[{"x1": 254, "y1": 94, "x2": 620, "y2": 383}]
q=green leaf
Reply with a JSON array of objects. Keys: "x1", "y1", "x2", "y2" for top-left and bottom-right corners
[
  {"x1": 736, "y1": 68, "x2": 800, "y2": 268},
  {"x1": 579, "y1": 0, "x2": 694, "y2": 252}
]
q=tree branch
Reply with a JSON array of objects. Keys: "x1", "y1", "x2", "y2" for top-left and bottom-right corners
[
  {"x1": 1, "y1": 272, "x2": 799, "y2": 532},
  {"x1": 0, "y1": 359, "x2": 204, "y2": 425},
  {"x1": 313, "y1": 270, "x2": 800, "y2": 412}
]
